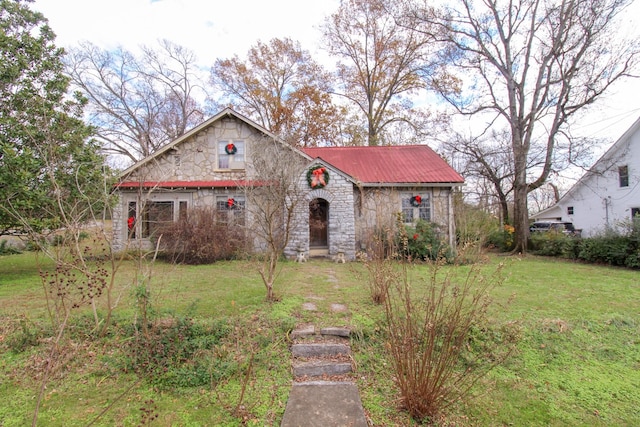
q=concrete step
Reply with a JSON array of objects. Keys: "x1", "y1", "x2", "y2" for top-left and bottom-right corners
[
  {"x1": 291, "y1": 342, "x2": 351, "y2": 358},
  {"x1": 293, "y1": 360, "x2": 352, "y2": 378},
  {"x1": 320, "y1": 327, "x2": 351, "y2": 338},
  {"x1": 280, "y1": 381, "x2": 368, "y2": 427}
]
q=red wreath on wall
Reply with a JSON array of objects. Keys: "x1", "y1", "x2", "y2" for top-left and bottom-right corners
[
  {"x1": 410, "y1": 195, "x2": 422, "y2": 207},
  {"x1": 227, "y1": 198, "x2": 235, "y2": 209},
  {"x1": 307, "y1": 165, "x2": 330, "y2": 189},
  {"x1": 225, "y1": 143, "x2": 237, "y2": 155}
]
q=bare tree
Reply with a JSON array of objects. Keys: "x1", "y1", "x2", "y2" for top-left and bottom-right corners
[
  {"x1": 242, "y1": 139, "x2": 308, "y2": 301},
  {"x1": 66, "y1": 39, "x2": 207, "y2": 164},
  {"x1": 406, "y1": 0, "x2": 640, "y2": 251},
  {"x1": 322, "y1": 0, "x2": 449, "y2": 146},
  {"x1": 444, "y1": 130, "x2": 515, "y2": 224},
  {"x1": 210, "y1": 38, "x2": 344, "y2": 147}
]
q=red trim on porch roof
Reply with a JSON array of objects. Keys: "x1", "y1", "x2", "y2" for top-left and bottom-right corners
[{"x1": 116, "y1": 180, "x2": 261, "y2": 189}]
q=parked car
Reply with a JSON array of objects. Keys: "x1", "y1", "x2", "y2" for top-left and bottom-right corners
[{"x1": 529, "y1": 221, "x2": 581, "y2": 237}]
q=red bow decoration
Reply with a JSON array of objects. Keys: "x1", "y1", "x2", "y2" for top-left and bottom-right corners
[
  {"x1": 227, "y1": 198, "x2": 235, "y2": 209},
  {"x1": 414, "y1": 195, "x2": 422, "y2": 204},
  {"x1": 311, "y1": 167, "x2": 327, "y2": 188},
  {"x1": 413, "y1": 233, "x2": 419, "y2": 240}
]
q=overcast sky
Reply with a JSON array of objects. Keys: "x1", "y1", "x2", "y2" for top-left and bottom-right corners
[{"x1": 31, "y1": 0, "x2": 640, "y2": 146}]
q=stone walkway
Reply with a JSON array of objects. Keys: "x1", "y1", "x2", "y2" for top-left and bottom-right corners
[{"x1": 280, "y1": 324, "x2": 368, "y2": 427}]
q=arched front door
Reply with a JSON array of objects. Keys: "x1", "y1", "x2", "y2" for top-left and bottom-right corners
[{"x1": 309, "y1": 198, "x2": 328, "y2": 248}]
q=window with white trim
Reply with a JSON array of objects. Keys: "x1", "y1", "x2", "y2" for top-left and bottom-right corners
[
  {"x1": 218, "y1": 140, "x2": 245, "y2": 169},
  {"x1": 216, "y1": 195, "x2": 245, "y2": 225},
  {"x1": 402, "y1": 193, "x2": 431, "y2": 223}
]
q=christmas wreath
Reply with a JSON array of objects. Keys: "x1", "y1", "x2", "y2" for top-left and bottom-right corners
[
  {"x1": 227, "y1": 198, "x2": 235, "y2": 209},
  {"x1": 307, "y1": 165, "x2": 330, "y2": 189},
  {"x1": 410, "y1": 195, "x2": 422, "y2": 207},
  {"x1": 225, "y1": 143, "x2": 237, "y2": 155}
]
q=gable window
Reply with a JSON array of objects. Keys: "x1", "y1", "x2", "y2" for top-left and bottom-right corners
[
  {"x1": 567, "y1": 206, "x2": 574, "y2": 215},
  {"x1": 218, "y1": 141, "x2": 245, "y2": 169},
  {"x1": 619, "y1": 165, "x2": 629, "y2": 187},
  {"x1": 402, "y1": 193, "x2": 431, "y2": 223},
  {"x1": 216, "y1": 195, "x2": 245, "y2": 225}
]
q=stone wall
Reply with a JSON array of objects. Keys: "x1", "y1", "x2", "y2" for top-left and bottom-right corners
[
  {"x1": 355, "y1": 187, "x2": 455, "y2": 251},
  {"x1": 285, "y1": 163, "x2": 357, "y2": 261}
]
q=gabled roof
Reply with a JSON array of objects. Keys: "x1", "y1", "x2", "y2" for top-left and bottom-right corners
[
  {"x1": 119, "y1": 107, "x2": 308, "y2": 178},
  {"x1": 303, "y1": 145, "x2": 464, "y2": 185},
  {"x1": 542, "y1": 114, "x2": 640, "y2": 208}
]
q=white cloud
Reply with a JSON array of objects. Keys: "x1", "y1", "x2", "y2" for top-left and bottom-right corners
[{"x1": 33, "y1": 0, "x2": 339, "y2": 63}]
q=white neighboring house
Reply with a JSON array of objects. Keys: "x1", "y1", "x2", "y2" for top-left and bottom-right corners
[{"x1": 531, "y1": 116, "x2": 640, "y2": 237}]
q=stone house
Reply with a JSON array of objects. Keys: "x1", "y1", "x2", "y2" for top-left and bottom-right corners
[{"x1": 113, "y1": 108, "x2": 464, "y2": 260}]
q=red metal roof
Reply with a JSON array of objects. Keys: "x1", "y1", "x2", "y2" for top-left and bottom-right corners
[{"x1": 303, "y1": 145, "x2": 464, "y2": 184}]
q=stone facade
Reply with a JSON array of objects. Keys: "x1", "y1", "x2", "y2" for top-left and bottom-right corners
[
  {"x1": 285, "y1": 163, "x2": 357, "y2": 261},
  {"x1": 113, "y1": 109, "x2": 459, "y2": 259}
]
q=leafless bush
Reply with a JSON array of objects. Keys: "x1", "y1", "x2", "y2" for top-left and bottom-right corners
[
  {"x1": 358, "y1": 225, "x2": 399, "y2": 304},
  {"x1": 157, "y1": 207, "x2": 249, "y2": 264},
  {"x1": 382, "y1": 248, "x2": 517, "y2": 422}
]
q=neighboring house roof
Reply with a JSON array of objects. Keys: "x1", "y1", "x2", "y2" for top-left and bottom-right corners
[{"x1": 303, "y1": 145, "x2": 464, "y2": 185}]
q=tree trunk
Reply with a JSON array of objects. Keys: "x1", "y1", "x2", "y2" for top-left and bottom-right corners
[
  {"x1": 512, "y1": 181, "x2": 529, "y2": 253},
  {"x1": 512, "y1": 144, "x2": 529, "y2": 252}
]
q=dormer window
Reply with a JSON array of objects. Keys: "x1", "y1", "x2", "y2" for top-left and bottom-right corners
[{"x1": 218, "y1": 141, "x2": 245, "y2": 169}]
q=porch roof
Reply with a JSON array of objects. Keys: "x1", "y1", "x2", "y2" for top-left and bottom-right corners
[
  {"x1": 116, "y1": 180, "x2": 262, "y2": 189},
  {"x1": 303, "y1": 145, "x2": 464, "y2": 185}
]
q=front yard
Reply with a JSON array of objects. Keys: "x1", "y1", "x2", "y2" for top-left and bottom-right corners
[{"x1": 0, "y1": 251, "x2": 638, "y2": 426}]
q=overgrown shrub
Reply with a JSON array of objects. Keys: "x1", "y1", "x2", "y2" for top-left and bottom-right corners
[
  {"x1": 157, "y1": 207, "x2": 249, "y2": 264},
  {"x1": 404, "y1": 220, "x2": 452, "y2": 261},
  {"x1": 577, "y1": 235, "x2": 635, "y2": 267},
  {"x1": 528, "y1": 225, "x2": 640, "y2": 269},
  {"x1": 486, "y1": 224, "x2": 516, "y2": 252},
  {"x1": 529, "y1": 231, "x2": 575, "y2": 257},
  {"x1": 381, "y1": 258, "x2": 517, "y2": 423},
  {"x1": 358, "y1": 225, "x2": 399, "y2": 304}
]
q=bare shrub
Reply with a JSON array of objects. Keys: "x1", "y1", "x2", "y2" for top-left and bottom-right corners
[
  {"x1": 157, "y1": 207, "x2": 248, "y2": 264},
  {"x1": 359, "y1": 225, "x2": 400, "y2": 304},
  {"x1": 382, "y1": 246, "x2": 517, "y2": 422}
]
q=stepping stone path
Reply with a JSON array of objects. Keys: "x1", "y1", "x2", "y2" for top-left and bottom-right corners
[{"x1": 280, "y1": 325, "x2": 368, "y2": 427}]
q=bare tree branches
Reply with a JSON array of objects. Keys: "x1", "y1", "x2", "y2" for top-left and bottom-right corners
[
  {"x1": 322, "y1": 0, "x2": 448, "y2": 146},
  {"x1": 406, "y1": 0, "x2": 640, "y2": 251},
  {"x1": 66, "y1": 40, "x2": 207, "y2": 164}
]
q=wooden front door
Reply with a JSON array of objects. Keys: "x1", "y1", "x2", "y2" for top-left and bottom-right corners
[{"x1": 309, "y1": 198, "x2": 328, "y2": 247}]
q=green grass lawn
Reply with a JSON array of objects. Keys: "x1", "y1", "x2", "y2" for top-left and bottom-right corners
[{"x1": 0, "y1": 251, "x2": 638, "y2": 426}]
